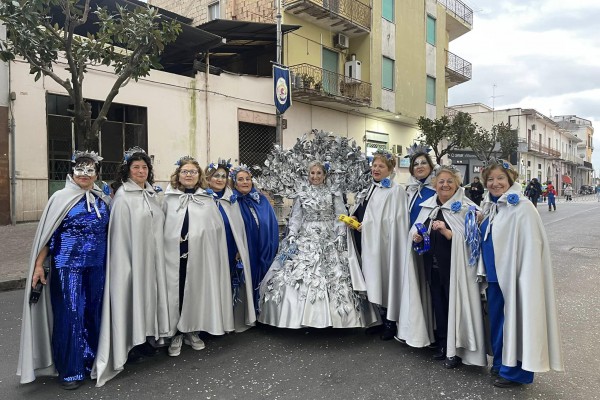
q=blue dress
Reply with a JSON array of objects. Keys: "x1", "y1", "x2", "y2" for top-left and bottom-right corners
[
  {"x1": 481, "y1": 195, "x2": 534, "y2": 384},
  {"x1": 48, "y1": 195, "x2": 109, "y2": 382},
  {"x1": 233, "y1": 187, "x2": 279, "y2": 310}
]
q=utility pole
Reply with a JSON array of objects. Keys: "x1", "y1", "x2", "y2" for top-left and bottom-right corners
[{"x1": 275, "y1": 0, "x2": 283, "y2": 145}]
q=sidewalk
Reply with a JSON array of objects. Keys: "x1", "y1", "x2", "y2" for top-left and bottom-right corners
[{"x1": 0, "y1": 222, "x2": 37, "y2": 291}]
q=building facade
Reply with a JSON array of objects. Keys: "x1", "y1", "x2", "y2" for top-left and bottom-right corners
[
  {"x1": 3, "y1": 0, "x2": 474, "y2": 223},
  {"x1": 450, "y1": 104, "x2": 594, "y2": 194}
]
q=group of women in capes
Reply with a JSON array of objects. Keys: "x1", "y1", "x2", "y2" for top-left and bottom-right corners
[{"x1": 18, "y1": 145, "x2": 563, "y2": 391}]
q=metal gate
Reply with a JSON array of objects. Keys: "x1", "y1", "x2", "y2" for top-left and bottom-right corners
[{"x1": 238, "y1": 122, "x2": 276, "y2": 175}]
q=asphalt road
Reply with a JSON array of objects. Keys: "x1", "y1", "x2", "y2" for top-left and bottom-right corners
[{"x1": 1, "y1": 200, "x2": 599, "y2": 400}]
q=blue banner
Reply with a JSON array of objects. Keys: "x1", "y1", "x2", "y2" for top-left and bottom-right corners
[{"x1": 273, "y1": 65, "x2": 292, "y2": 114}]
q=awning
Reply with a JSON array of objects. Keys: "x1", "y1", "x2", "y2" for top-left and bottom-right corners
[{"x1": 562, "y1": 175, "x2": 572, "y2": 184}]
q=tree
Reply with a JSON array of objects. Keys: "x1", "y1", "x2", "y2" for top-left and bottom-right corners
[
  {"x1": 497, "y1": 122, "x2": 518, "y2": 160},
  {"x1": 0, "y1": 0, "x2": 181, "y2": 148},
  {"x1": 416, "y1": 111, "x2": 477, "y2": 162},
  {"x1": 466, "y1": 121, "x2": 519, "y2": 164},
  {"x1": 467, "y1": 125, "x2": 496, "y2": 163}
]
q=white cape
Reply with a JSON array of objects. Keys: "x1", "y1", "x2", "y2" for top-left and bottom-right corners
[
  {"x1": 93, "y1": 179, "x2": 169, "y2": 387},
  {"x1": 215, "y1": 187, "x2": 256, "y2": 332},
  {"x1": 479, "y1": 182, "x2": 564, "y2": 372},
  {"x1": 17, "y1": 177, "x2": 109, "y2": 384},
  {"x1": 347, "y1": 181, "x2": 430, "y2": 347},
  {"x1": 412, "y1": 188, "x2": 487, "y2": 365}
]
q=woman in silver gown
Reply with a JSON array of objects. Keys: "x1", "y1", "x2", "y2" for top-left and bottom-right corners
[{"x1": 259, "y1": 161, "x2": 377, "y2": 328}]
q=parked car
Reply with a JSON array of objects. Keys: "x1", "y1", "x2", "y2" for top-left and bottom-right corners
[{"x1": 579, "y1": 185, "x2": 595, "y2": 195}]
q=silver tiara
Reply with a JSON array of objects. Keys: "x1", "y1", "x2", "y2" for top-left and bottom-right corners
[
  {"x1": 406, "y1": 143, "x2": 431, "y2": 158},
  {"x1": 207, "y1": 158, "x2": 232, "y2": 172},
  {"x1": 230, "y1": 164, "x2": 252, "y2": 182},
  {"x1": 71, "y1": 150, "x2": 103, "y2": 163},
  {"x1": 175, "y1": 155, "x2": 196, "y2": 166},
  {"x1": 123, "y1": 146, "x2": 147, "y2": 164}
]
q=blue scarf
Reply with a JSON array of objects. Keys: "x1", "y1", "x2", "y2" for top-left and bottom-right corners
[{"x1": 234, "y1": 187, "x2": 279, "y2": 308}]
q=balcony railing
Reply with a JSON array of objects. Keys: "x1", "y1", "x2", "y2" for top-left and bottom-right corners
[
  {"x1": 445, "y1": 50, "x2": 472, "y2": 87},
  {"x1": 290, "y1": 63, "x2": 371, "y2": 106},
  {"x1": 437, "y1": 0, "x2": 473, "y2": 26},
  {"x1": 283, "y1": 0, "x2": 371, "y2": 35},
  {"x1": 528, "y1": 140, "x2": 561, "y2": 158}
]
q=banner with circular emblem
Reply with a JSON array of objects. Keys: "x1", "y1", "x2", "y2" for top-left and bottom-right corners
[{"x1": 273, "y1": 64, "x2": 292, "y2": 114}]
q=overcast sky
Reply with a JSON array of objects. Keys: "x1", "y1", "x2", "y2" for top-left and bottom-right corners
[{"x1": 447, "y1": 0, "x2": 600, "y2": 175}]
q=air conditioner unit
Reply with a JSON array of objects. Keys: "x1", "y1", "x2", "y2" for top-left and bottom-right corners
[
  {"x1": 344, "y1": 55, "x2": 362, "y2": 83},
  {"x1": 334, "y1": 33, "x2": 349, "y2": 49}
]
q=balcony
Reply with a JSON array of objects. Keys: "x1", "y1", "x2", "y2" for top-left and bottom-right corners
[
  {"x1": 445, "y1": 50, "x2": 472, "y2": 87},
  {"x1": 528, "y1": 140, "x2": 561, "y2": 159},
  {"x1": 438, "y1": 0, "x2": 473, "y2": 41},
  {"x1": 283, "y1": 0, "x2": 371, "y2": 36},
  {"x1": 290, "y1": 63, "x2": 371, "y2": 106}
]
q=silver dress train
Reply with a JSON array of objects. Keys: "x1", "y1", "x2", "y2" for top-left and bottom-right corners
[{"x1": 259, "y1": 184, "x2": 377, "y2": 328}]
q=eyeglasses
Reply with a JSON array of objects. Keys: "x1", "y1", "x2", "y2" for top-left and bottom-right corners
[
  {"x1": 73, "y1": 167, "x2": 96, "y2": 177},
  {"x1": 413, "y1": 160, "x2": 429, "y2": 167},
  {"x1": 180, "y1": 170, "x2": 199, "y2": 176},
  {"x1": 212, "y1": 172, "x2": 228, "y2": 180},
  {"x1": 236, "y1": 177, "x2": 252, "y2": 183}
]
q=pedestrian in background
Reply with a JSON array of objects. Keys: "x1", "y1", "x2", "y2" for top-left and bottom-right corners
[
  {"x1": 468, "y1": 176, "x2": 485, "y2": 205},
  {"x1": 479, "y1": 160, "x2": 563, "y2": 388},
  {"x1": 525, "y1": 178, "x2": 542, "y2": 207},
  {"x1": 546, "y1": 182, "x2": 557, "y2": 211},
  {"x1": 564, "y1": 184, "x2": 573, "y2": 201},
  {"x1": 18, "y1": 151, "x2": 110, "y2": 390}
]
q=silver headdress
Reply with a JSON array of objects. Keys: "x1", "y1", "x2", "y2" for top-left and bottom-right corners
[
  {"x1": 484, "y1": 157, "x2": 514, "y2": 171},
  {"x1": 71, "y1": 150, "x2": 103, "y2": 163},
  {"x1": 256, "y1": 129, "x2": 371, "y2": 197},
  {"x1": 175, "y1": 155, "x2": 197, "y2": 166},
  {"x1": 207, "y1": 158, "x2": 232, "y2": 173},
  {"x1": 123, "y1": 146, "x2": 147, "y2": 164},
  {"x1": 371, "y1": 149, "x2": 394, "y2": 161},
  {"x1": 230, "y1": 164, "x2": 252, "y2": 182},
  {"x1": 405, "y1": 142, "x2": 432, "y2": 158}
]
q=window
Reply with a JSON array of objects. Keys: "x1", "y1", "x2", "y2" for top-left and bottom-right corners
[
  {"x1": 382, "y1": 0, "x2": 394, "y2": 22},
  {"x1": 208, "y1": 2, "x2": 220, "y2": 21},
  {"x1": 46, "y1": 93, "x2": 147, "y2": 196},
  {"x1": 382, "y1": 57, "x2": 394, "y2": 90},
  {"x1": 426, "y1": 15, "x2": 436, "y2": 45},
  {"x1": 239, "y1": 122, "x2": 276, "y2": 175},
  {"x1": 426, "y1": 75, "x2": 436, "y2": 105}
]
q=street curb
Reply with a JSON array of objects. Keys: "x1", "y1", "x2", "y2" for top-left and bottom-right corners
[{"x1": 0, "y1": 278, "x2": 26, "y2": 292}]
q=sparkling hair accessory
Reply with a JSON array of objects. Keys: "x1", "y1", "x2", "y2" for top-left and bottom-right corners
[
  {"x1": 71, "y1": 150, "x2": 103, "y2": 163},
  {"x1": 175, "y1": 155, "x2": 196, "y2": 166},
  {"x1": 405, "y1": 143, "x2": 431, "y2": 158},
  {"x1": 208, "y1": 158, "x2": 232, "y2": 173},
  {"x1": 230, "y1": 164, "x2": 252, "y2": 182},
  {"x1": 484, "y1": 157, "x2": 513, "y2": 170},
  {"x1": 123, "y1": 146, "x2": 147, "y2": 164},
  {"x1": 372, "y1": 149, "x2": 394, "y2": 160}
]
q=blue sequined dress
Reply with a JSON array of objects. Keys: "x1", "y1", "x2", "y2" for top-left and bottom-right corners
[{"x1": 48, "y1": 195, "x2": 109, "y2": 383}]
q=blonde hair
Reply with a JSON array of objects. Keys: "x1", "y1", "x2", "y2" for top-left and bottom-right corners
[
  {"x1": 373, "y1": 153, "x2": 396, "y2": 170},
  {"x1": 482, "y1": 163, "x2": 518, "y2": 186},
  {"x1": 432, "y1": 166, "x2": 463, "y2": 186},
  {"x1": 170, "y1": 160, "x2": 207, "y2": 190}
]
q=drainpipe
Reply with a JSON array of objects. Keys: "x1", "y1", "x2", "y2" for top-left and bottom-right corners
[
  {"x1": 205, "y1": 52, "x2": 210, "y2": 163},
  {"x1": 8, "y1": 64, "x2": 16, "y2": 225}
]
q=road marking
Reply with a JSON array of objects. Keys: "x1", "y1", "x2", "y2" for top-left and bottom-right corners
[{"x1": 543, "y1": 205, "x2": 600, "y2": 226}]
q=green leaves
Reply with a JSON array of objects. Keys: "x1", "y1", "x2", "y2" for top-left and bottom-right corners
[
  {"x1": 0, "y1": 0, "x2": 181, "y2": 146},
  {"x1": 417, "y1": 112, "x2": 477, "y2": 162}
]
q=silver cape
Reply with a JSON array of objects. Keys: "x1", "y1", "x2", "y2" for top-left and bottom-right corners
[{"x1": 93, "y1": 179, "x2": 169, "y2": 387}]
